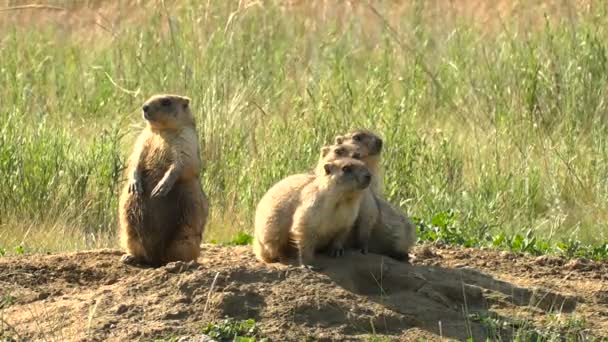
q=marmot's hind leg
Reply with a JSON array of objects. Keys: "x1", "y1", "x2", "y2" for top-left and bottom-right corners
[
  {"x1": 163, "y1": 185, "x2": 205, "y2": 263},
  {"x1": 164, "y1": 230, "x2": 202, "y2": 263}
]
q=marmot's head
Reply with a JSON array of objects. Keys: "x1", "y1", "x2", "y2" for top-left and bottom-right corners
[
  {"x1": 316, "y1": 143, "x2": 362, "y2": 176},
  {"x1": 319, "y1": 143, "x2": 362, "y2": 162},
  {"x1": 335, "y1": 129, "x2": 383, "y2": 156},
  {"x1": 142, "y1": 94, "x2": 194, "y2": 130},
  {"x1": 321, "y1": 158, "x2": 371, "y2": 192}
]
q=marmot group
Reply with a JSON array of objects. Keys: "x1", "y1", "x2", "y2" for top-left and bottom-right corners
[
  {"x1": 254, "y1": 157, "x2": 371, "y2": 269},
  {"x1": 118, "y1": 94, "x2": 208, "y2": 266},
  {"x1": 253, "y1": 128, "x2": 416, "y2": 266}
]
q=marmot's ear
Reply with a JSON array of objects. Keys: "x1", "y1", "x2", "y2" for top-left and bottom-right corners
[
  {"x1": 323, "y1": 163, "x2": 332, "y2": 175},
  {"x1": 320, "y1": 146, "x2": 330, "y2": 158},
  {"x1": 376, "y1": 137, "x2": 383, "y2": 151},
  {"x1": 335, "y1": 135, "x2": 344, "y2": 144},
  {"x1": 182, "y1": 97, "x2": 191, "y2": 108}
]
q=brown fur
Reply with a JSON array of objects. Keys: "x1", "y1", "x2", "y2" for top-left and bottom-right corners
[
  {"x1": 254, "y1": 158, "x2": 371, "y2": 268},
  {"x1": 118, "y1": 94, "x2": 208, "y2": 266}
]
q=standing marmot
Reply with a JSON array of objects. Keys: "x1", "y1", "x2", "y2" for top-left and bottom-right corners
[
  {"x1": 335, "y1": 129, "x2": 383, "y2": 195},
  {"x1": 335, "y1": 129, "x2": 416, "y2": 261},
  {"x1": 254, "y1": 158, "x2": 371, "y2": 269},
  {"x1": 118, "y1": 94, "x2": 209, "y2": 266},
  {"x1": 315, "y1": 142, "x2": 379, "y2": 254}
]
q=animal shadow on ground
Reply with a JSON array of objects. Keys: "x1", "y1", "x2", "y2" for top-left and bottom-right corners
[{"x1": 302, "y1": 250, "x2": 580, "y2": 341}]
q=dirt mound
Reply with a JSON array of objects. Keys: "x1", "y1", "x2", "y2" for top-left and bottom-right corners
[{"x1": 1, "y1": 244, "x2": 606, "y2": 341}]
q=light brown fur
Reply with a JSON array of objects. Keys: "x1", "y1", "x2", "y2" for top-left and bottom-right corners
[
  {"x1": 254, "y1": 158, "x2": 371, "y2": 268},
  {"x1": 118, "y1": 94, "x2": 208, "y2": 266},
  {"x1": 252, "y1": 174, "x2": 314, "y2": 264},
  {"x1": 334, "y1": 129, "x2": 416, "y2": 261}
]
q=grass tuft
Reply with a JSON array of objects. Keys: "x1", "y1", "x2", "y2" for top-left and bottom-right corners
[{"x1": 201, "y1": 318, "x2": 267, "y2": 342}]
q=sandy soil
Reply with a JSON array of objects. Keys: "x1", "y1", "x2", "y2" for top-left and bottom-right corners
[{"x1": 1, "y1": 244, "x2": 606, "y2": 341}]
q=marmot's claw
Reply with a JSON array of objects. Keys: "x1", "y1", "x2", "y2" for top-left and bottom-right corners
[
  {"x1": 151, "y1": 182, "x2": 170, "y2": 197},
  {"x1": 300, "y1": 264, "x2": 321, "y2": 271},
  {"x1": 120, "y1": 254, "x2": 138, "y2": 265},
  {"x1": 329, "y1": 247, "x2": 344, "y2": 258},
  {"x1": 128, "y1": 179, "x2": 143, "y2": 194}
]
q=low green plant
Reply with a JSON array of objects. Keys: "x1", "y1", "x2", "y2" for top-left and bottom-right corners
[
  {"x1": 153, "y1": 336, "x2": 179, "y2": 342},
  {"x1": 0, "y1": 295, "x2": 16, "y2": 310},
  {"x1": 416, "y1": 210, "x2": 608, "y2": 261},
  {"x1": 223, "y1": 232, "x2": 254, "y2": 246},
  {"x1": 201, "y1": 318, "x2": 268, "y2": 342},
  {"x1": 469, "y1": 311, "x2": 595, "y2": 341},
  {"x1": 512, "y1": 316, "x2": 592, "y2": 342}
]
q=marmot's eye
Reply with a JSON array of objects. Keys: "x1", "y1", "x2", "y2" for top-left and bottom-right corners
[
  {"x1": 342, "y1": 165, "x2": 352, "y2": 173},
  {"x1": 353, "y1": 134, "x2": 362, "y2": 141},
  {"x1": 160, "y1": 99, "x2": 172, "y2": 106},
  {"x1": 335, "y1": 148, "x2": 344, "y2": 156}
]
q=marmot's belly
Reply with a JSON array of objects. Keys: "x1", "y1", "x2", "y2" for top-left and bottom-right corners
[
  {"x1": 143, "y1": 188, "x2": 181, "y2": 233},
  {"x1": 144, "y1": 181, "x2": 201, "y2": 225},
  {"x1": 141, "y1": 168, "x2": 169, "y2": 195}
]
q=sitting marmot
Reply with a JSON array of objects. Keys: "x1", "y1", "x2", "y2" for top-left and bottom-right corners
[
  {"x1": 254, "y1": 158, "x2": 371, "y2": 269},
  {"x1": 118, "y1": 94, "x2": 208, "y2": 266}
]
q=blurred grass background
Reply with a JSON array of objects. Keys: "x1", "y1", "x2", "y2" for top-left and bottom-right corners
[{"x1": 1, "y1": 0, "x2": 607, "y2": 255}]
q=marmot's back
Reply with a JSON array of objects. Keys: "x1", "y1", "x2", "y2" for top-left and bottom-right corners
[{"x1": 253, "y1": 174, "x2": 315, "y2": 263}]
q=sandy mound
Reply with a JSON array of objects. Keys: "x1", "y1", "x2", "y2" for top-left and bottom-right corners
[{"x1": 1, "y1": 244, "x2": 606, "y2": 341}]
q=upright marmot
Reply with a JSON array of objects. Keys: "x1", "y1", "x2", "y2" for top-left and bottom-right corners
[
  {"x1": 254, "y1": 158, "x2": 371, "y2": 269},
  {"x1": 118, "y1": 94, "x2": 209, "y2": 266},
  {"x1": 315, "y1": 142, "x2": 379, "y2": 254},
  {"x1": 335, "y1": 129, "x2": 383, "y2": 195},
  {"x1": 334, "y1": 129, "x2": 416, "y2": 261}
]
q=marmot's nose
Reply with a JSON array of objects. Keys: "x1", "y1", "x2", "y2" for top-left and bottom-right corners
[
  {"x1": 353, "y1": 152, "x2": 361, "y2": 159},
  {"x1": 142, "y1": 104, "x2": 150, "y2": 113}
]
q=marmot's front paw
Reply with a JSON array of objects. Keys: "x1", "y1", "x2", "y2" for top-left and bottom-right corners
[
  {"x1": 128, "y1": 178, "x2": 143, "y2": 194},
  {"x1": 151, "y1": 181, "x2": 171, "y2": 197},
  {"x1": 300, "y1": 263, "x2": 321, "y2": 271},
  {"x1": 329, "y1": 247, "x2": 345, "y2": 257},
  {"x1": 120, "y1": 254, "x2": 139, "y2": 265}
]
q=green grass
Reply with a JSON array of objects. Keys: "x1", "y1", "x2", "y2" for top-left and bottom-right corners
[
  {"x1": 470, "y1": 312, "x2": 598, "y2": 342},
  {"x1": 201, "y1": 318, "x2": 268, "y2": 342},
  {"x1": 0, "y1": 1, "x2": 607, "y2": 258}
]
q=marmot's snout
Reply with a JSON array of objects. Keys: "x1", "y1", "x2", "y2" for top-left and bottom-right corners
[{"x1": 142, "y1": 104, "x2": 151, "y2": 120}]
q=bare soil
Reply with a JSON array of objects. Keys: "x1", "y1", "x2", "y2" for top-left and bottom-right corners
[{"x1": 1, "y1": 244, "x2": 606, "y2": 341}]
